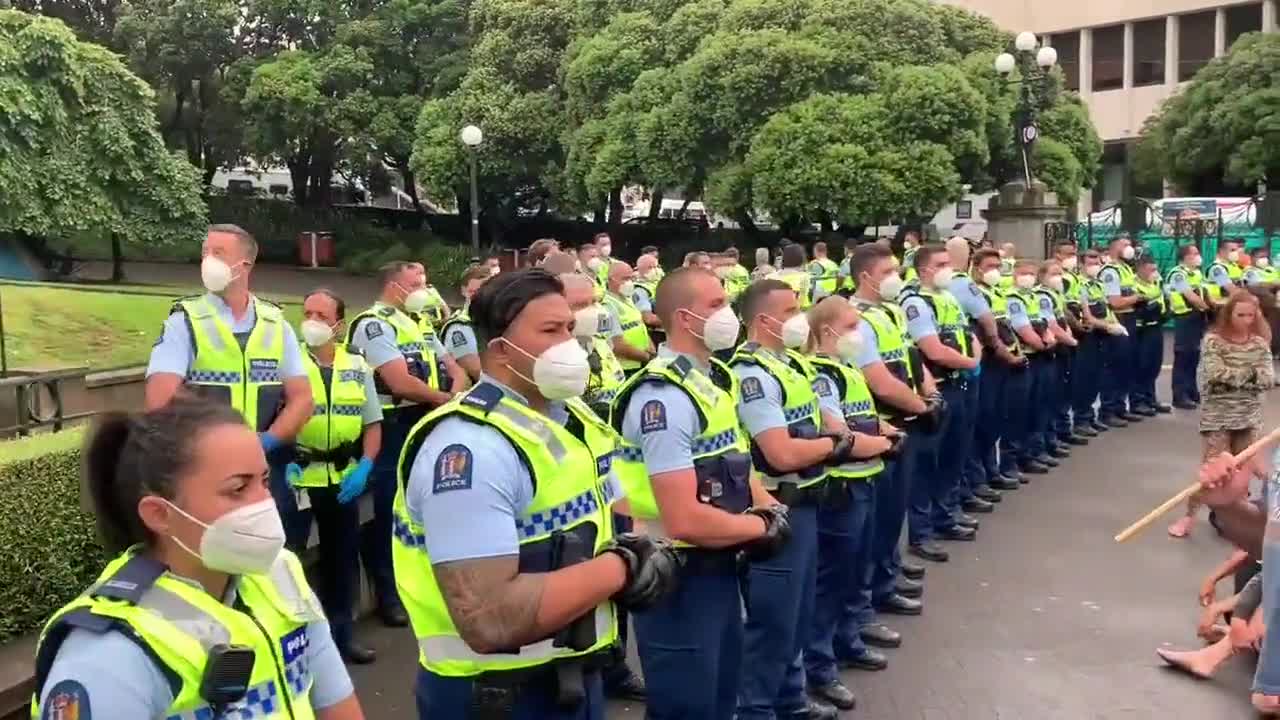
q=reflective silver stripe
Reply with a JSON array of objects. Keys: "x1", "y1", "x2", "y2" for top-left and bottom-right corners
[
  {"x1": 256, "y1": 306, "x2": 277, "y2": 351},
  {"x1": 263, "y1": 556, "x2": 325, "y2": 622},
  {"x1": 191, "y1": 301, "x2": 226, "y2": 353},
  {"x1": 418, "y1": 603, "x2": 612, "y2": 665},
  {"x1": 760, "y1": 472, "x2": 804, "y2": 490},
  {"x1": 137, "y1": 585, "x2": 232, "y2": 651},
  {"x1": 490, "y1": 403, "x2": 568, "y2": 463}
]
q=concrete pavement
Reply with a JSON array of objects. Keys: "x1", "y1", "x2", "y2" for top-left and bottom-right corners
[{"x1": 342, "y1": 389, "x2": 1278, "y2": 719}]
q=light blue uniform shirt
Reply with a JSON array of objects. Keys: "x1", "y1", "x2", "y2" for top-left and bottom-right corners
[
  {"x1": 446, "y1": 323, "x2": 479, "y2": 361},
  {"x1": 1098, "y1": 267, "x2": 1123, "y2": 297},
  {"x1": 37, "y1": 575, "x2": 352, "y2": 718},
  {"x1": 1006, "y1": 294, "x2": 1032, "y2": 330},
  {"x1": 1035, "y1": 291, "x2": 1056, "y2": 320},
  {"x1": 600, "y1": 305, "x2": 623, "y2": 340},
  {"x1": 349, "y1": 314, "x2": 448, "y2": 370},
  {"x1": 900, "y1": 295, "x2": 939, "y2": 341},
  {"x1": 620, "y1": 345, "x2": 707, "y2": 476},
  {"x1": 1166, "y1": 268, "x2": 1192, "y2": 294},
  {"x1": 813, "y1": 369, "x2": 843, "y2": 419},
  {"x1": 1245, "y1": 267, "x2": 1268, "y2": 286},
  {"x1": 852, "y1": 318, "x2": 886, "y2": 369},
  {"x1": 1207, "y1": 262, "x2": 1233, "y2": 290},
  {"x1": 948, "y1": 275, "x2": 990, "y2": 321},
  {"x1": 632, "y1": 288, "x2": 654, "y2": 313},
  {"x1": 146, "y1": 293, "x2": 305, "y2": 380},
  {"x1": 405, "y1": 375, "x2": 624, "y2": 564},
  {"x1": 838, "y1": 258, "x2": 852, "y2": 283},
  {"x1": 732, "y1": 354, "x2": 789, "y2": 436}
]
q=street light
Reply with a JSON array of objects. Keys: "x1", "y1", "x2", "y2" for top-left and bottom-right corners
[
  {"x1": 460, "y1": 124, "x2": 483, "y2": 251},
  {"x1": 994, "y1": 32, "x2": 1058, "y2": 186}
]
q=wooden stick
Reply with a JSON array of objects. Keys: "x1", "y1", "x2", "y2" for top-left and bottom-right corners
[{"x1": 1114, "y1": 425, "x2": 1280, "y2": 544}]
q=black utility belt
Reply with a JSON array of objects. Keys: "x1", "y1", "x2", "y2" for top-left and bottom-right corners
[
  {"x1": 468, "y1": 653, "x2": 611, "y2": 720},
  {"x1": 772, "y1": 479, "x2": 827, "y2": 507},
  {"x1": 677, "y1": 546, "x2": 741, "y2": 574}
]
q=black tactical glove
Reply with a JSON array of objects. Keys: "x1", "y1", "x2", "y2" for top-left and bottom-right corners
[
  {"x1": 881, "y1": 432, "x2": 908, "y2": 460},
  {"x1": 742, "y1": 504, "x2": 792, "y2": 561},
  {"x1": 916, "y1": 392, "x2": 947, "y2": 433},
  {"x1": 821, "y1": 432, "x2": 854, "y2": 465},
  {"x1": 600, "y1": 533, "x2": 681, "y2": 611}
]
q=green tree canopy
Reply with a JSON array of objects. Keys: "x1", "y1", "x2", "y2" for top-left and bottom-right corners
[
  {"x1": 1134, "y1": 31, "x2": 1280, "y2": 192},
  {"x1": 0, "y1": 10, "x2": 205, "y2": 261}
]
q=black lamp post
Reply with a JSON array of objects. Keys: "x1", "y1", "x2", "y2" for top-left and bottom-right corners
[
  {"x1": 460, "y1": 124, "x2": 484, "y2": 251},
  {"x1": 995, "y1": 32, "x2": 1058, "y2": 186}
]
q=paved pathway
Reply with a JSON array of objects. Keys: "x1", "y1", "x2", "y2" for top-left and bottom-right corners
[{"x1": 343, "y1": 388, "x2": 1278, "y2": 719}]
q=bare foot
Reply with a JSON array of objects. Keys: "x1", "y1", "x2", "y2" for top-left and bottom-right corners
[
  {"x1": 1201, "y1": 624, "x2": 1228, "y2": 644},
  {"x1": 1253, "y1": 693, "x2": 1280, "y2": 715},
  {"x1": 1168, "y1": 516, "x2": 1194, "y2": 538},
  {"x1": 1156, "y1": 647, "x2": 1217, "y2": 678}
]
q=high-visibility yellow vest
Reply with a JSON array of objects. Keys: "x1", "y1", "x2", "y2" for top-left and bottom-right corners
[
  {"x1": 1083, "y1": 276, "x2": 1115, "y2": 324},
  {"x1": 295, "y1": 345, "x2": 369, "y2": 487},
  {"x1": 851, "y1": 298, "x2": 923, "y2": 418},
  {"x1": 439, "y1": 307, "x2": 472, "y2": 345},
  {"x1": 729, "y1": 343, "x2": 826, "y2": 490},
  {"x1": 1102, "y1": 261, "x2": 1137, "y2": 313},
  {"x1": 610, "y1": 355, "x2": 753, "y2": 527},
  {"x1": 1205, "y1": 260, "x2": 1245, "y2": 302},
  {"x1": 392, "y1": 384, "x2": 619, "y2": 677},
  {"x1": 776, "y1": 269, "x2": 813, "y2": 309},
  {"x1": 33, "y1": 548, "x2": 322, "y2": 720},
  {"x1": 1009, "y1": 286, "x2": 1046, "y2": 352},
  {"x1": 1254, "y1": 265, "x2": 1280, "y2": 283},
  {"x1": 1133, "y1": 275, "x2": 1167, "y2": 328},
  {"x1": 810, "y1": 258, "x2": 840, "y2": 296},
  {"x1": 603, "y1": 292, "x2": 652, "y2": 370},
  {"x1": 974, "y1": 281, "x2": 1022, "y2": 355},
  {"x1": 178, "y1": 295, "x2": 287, "y2": 432},
  {"x1": 585, "y1": 335, "x2": 627, "y2": 416},
  {"x1": 808, "y1": 355, "x2": 883, "y2": 480},
  {"x1": 348, "y1": 302, "x2": 445, "y2": 409},
  {"x1": 899, "y1": 285, "x2": 972, "y2": 377},
  {"x1": 1164, "y1": 266, "x2": 1204, "y2": 316},
  {"x1": 723, "y1": 264, "x2": 751, "y2": 300},
  {"x1": 423, "y1": 286, "x2": 449, "y2": 326}
]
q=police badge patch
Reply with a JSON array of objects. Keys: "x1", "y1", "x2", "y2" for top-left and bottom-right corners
[
  {"x1": 433, "y1": 444, "x2": 473, "y2": 494},
  {"x1": 640, "y1": 400, "x2": 667, "y2": 433},
  {"x1": 741, "y1": 376, "x2": 765, "y2": 402}
]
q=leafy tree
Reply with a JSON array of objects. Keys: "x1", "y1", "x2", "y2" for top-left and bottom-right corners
[
  {"x1": 0, "y1": 10, "x2": 206, "y2": 279},
  {"x1": 1134, "y1": 32, "x2": 1280, "y2": 191},
  {"x1": 10, "y1": 0, "x2": 121, "y2": 46}
]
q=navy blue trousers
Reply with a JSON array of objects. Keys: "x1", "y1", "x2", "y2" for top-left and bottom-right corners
[
  {"x1": 907, "y1": 381, "x2": 967, "y2": 545},
  {"x1": 1025, "y1": 354, "x2": 1057, "y2": 458},
  {"x1": 999, "y1": 362, "x2": 1033, "y2": 474},
  {"x1": 633, "y1": 553, "x2": 743, "y2": 720},
  {"x1": 362, "y1": 404, "x2": 426, "y2": 609},
  {"x1": 415, "y1": 666, "x2": 605, "y2": 720},
  {"x1": 973, "y1": 358, "x2": 1008, "y2": 483},
  {"x1": 870, "y1": 433, "x2": 924, "y2": 598},
  {"x1": 1100, "y1": 314, "x2": 1137, "y2": 417},
  {"x1": 806, "y1": 480, "x2": 875, "y2": 687},
  {"x1": 1171, "y1": 314, "x2": 1204, "y2": 404},
  {"x1": 1072, "y1": 333, "x2": 1103, "y2": 425},
  {"x1": 1053, "y1": 348, "x2": 1075, "y2": 436},
  {"x1": 1132, "y1": 325, "x2": 1165, "y2": 408}
]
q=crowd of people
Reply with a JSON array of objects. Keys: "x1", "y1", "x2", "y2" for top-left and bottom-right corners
[{"x1": 25, "y1": 222, "x2": 1280, "y2": 720}]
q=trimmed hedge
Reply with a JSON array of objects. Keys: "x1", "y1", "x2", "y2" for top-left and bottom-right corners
[{"x1": 0, "y1": 430, "x2": 108, "y2": 642}]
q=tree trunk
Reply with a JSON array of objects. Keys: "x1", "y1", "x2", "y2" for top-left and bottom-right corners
[
  {"x1": 110, "y1": 234, "x2": 125, "y2": 283},
  {"x1": 677, "y1": 197, "x2": 691, "y2": 219},
  {"x1": 399, "y1": 164, "x2": 424, "y2": 213},
  {"x1": 648, "y1": 190, "x2": 664, "y2": 220},
  {"x1": 593, "y1": 204, "x2": 606, "y2": 224},
  {"x1": 608, "y1": 187, "x2": 623, "y2": 225},
  {"x1": 733, "y1": 209, "x2": 759, "y2": 238},
  {"x1": 457, "y1": 190, "x2": 473, "y2": 245},
  {"x1": 288, "y1": 160, "x2": 310, "y2": 206}
]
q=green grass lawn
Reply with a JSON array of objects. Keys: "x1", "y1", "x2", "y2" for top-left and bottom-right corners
[{"x1": 2, "y1": 284, "x2": 301, "y2": 371}]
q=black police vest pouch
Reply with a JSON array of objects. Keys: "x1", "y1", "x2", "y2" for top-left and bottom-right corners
[{"x1": 1138, "y1": 299, "x2": 1164, "y2": 325}]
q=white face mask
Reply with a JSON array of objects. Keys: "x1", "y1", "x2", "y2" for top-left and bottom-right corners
[
  {"x1": 1084, "y1": 264, "x2": 1102, "y2": 278},
  {"x1": 397, "y1": 284, "x2": 431, "y2": 314},
  {"x1": 572, "y1": 306, "x2": 602, "y2": 338},
  {"x1": 1060, "y1": 256, "x2": 1078, "y2": 271},
  {"x1": 1228, "y1": 250, "x2": 1242, "y2": 263},
  {"x1": 1014, "y1": 274, "x2": 1036, "y2": 289},
  {"x1": 300, "y1": 319, "x2": 335, "y2": 347},
  {"x1": 618, "y1": 281, "x2": 636, "y2": 298},
  {"x1": 587, "y1": 257, "x2": 605, "y2": 272},
  {"x1": 931, "y1": 267, "x2": 955, "y2": 290},
  {"x1": 599, "y1": 244, "x2": 612, "y2": 258},
  {"x1": 1187, "y1": 256, "x2": 1202, "y2": 268},
  {"x1": 981, "y1": 268, "x2": 1002, "y2": 286},
  {"x1": 875, "y1": 272, "x2": 905, "y2": 301},
  {"x1": 201, "y1": 255, "x2": 242, "y2": 293},
  {"x1": 501, "y1": 338, "x2": 590, "y2": 400},
  {"x1": 1045, "y1": 275, "x2": 1064, "y2": 292},
  {"x1": 768, "y1": 313, "x2": 810, "y2": 349},
  {"x1": 834, "y1": 329, "x2": 863, "y2": 364},
  {"x1": 167, "y1": 498, "x2": 286, "y2": 576},
  {"x1": 1120, "y1": 245, "x2": 1136, "y2": 261},
  {"x1": 686, "y1": 306, "x2": 741, "y2": 351},
  {"x1": 1257, "y1": 257, "x2": 1271, "y2": 268}
]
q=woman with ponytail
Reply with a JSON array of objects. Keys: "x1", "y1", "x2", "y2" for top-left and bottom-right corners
[{"x1": 32, "y1": 395, "x2": 364, "y2": 720}]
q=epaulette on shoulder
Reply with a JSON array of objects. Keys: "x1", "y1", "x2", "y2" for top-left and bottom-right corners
[{"x1": 459, "y1": 382, "x2": 503, "y2": 414}]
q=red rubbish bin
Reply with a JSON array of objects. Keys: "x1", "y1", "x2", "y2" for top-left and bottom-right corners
[{"x1": 297, "y1": 231, "x2": 336, "y2": 267}]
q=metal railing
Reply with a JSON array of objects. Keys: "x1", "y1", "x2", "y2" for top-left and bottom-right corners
[{"x1": 0, "y1": 368, "x2": 94, "y2": 436}]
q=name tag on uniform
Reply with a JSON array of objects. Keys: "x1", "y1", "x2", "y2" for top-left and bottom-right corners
[{"x1": 281, "y1": 626, "x2": 310, "y2": 665}]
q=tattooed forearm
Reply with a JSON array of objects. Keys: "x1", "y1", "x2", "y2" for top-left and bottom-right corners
[{"x1": 434, "y1": 555, "x2": 547, "y2": 653}]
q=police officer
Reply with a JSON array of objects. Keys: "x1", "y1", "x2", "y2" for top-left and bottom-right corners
[
  {"x1": 777, "y1": 243, "x2": 814, "y2": 309},
  {"x1": 1131, "y1": 256, "x2": 1171, "y2": 415},
  {"x1": 731, "y1": 279, "x2": 876, "y2": 720},
  {"x1": 287, "y1": 288, "x2": 382, "y2": 664},
  {"x1": 1246, "y1": 246, "x2": 1280, "y2": 291},
  {"x1": 638, "y1": 245, "x2": 665, "y2": 283},
  {"x1": 410, "y1": 263, "x2": 451, "y2": 340},
  {"x1": 1073, "y1": 250, "x2": 1126, "y2": 436},
  {"x1": 899, "y1": 245, "x2": 981, "y2": 562},
  {"x1": 998, "y1": 243, "x2": 1017, "y2": 287},
  {"x1": 1206, "y1": 238, "x2": 1245, "y2": 302},
  {"x1": 845, "y1": 244, "x2": 937, "y2": 629},
  {"x1": 611, "y1": 266, "x2": 789, "y2": 720},
  {"x1": 1052, "y1": 242, "x2": 1091, "y2": 445},
  {"x1": 1026, "y1": 261, "x2": 1076, "y2": 463},
  {"x1": 809, "y1": 241, "x2": 841, "y2": 301},
  {"x1": 442, "y1": 264, "x2": 493, "y2": 383},
  {"x1": 577, "y1": 241, "x2": 607, "y2": 300},
  {"x1": 970, "y1": 248, "x2": 1027, "y2": 490},
  {"x1": 347, "y1": 261, "x2": 468, "y2": 627},
  {"x1": 33, "y1": 397, "x2": 362, "y2": 720},
  {"x1": 1165, "y1": 244, "x2": 1209, "y2": 409},
  {"x1": 593, "y1": 232, "x2": 614, "y2": 285},
  {"x1": 1003, "y1": 261, "x2": 1052, "y2": 476},
  {"x1": 802, "y1": 296, "x2": 897, "y2": 712},
  {"x1": 1098, "y1": 236, "x2": 1143, "y2": 425},
  {"x1": 603, "y1": 260, "x2": 656, "y2": 372},
  {"x1": 722, "y1": 246, "x2": 752, "y2": 300},
  {"x1": 838, "y1": 238, "x2": 859, "y2": 294},
  {"x1": 393, "y1": 269, "x2": 678, "y2": 719},
  {"x1": 901, "y1": 232, "x2": 921, "y2": 283},
  {"x1": 145, "y1": 224, "x2": 315, "y2": 544}
]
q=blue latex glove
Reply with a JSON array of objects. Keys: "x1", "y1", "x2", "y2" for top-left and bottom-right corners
[
  {"x1": 337, "y1": 458, "x2": 374, "y2": 505},
  {"x1": 285, "y1": 462, "x2": 303, "y2": 486},
  {"x1": 966, "y1": 362, "x2": 982, "y2": 380},
  {"x1": 259, "y1": 432, "x2": 283, "y2": 454}
]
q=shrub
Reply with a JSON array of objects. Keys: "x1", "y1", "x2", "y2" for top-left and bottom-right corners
[{"x1": 0, "y1": 429, "x2": 108, "y2": 642}]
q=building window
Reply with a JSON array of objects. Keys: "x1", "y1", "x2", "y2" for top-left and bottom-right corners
[
  {"x1": 1132, "y1": 19, "x2": 1165, "y2": 86},
  {"x1": 1178, "y1": 10, "x2": 1215, "y2": 81},
  {"x1": 1092, "y1": 24, "x2": 1124, "y2": 91},
  {"x1": 1226, "y1": 2, "x2": 1262, "y2": 49},
  {"x1": 1051, "y1": 32, "x2": 1080, "y2": 91}
]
